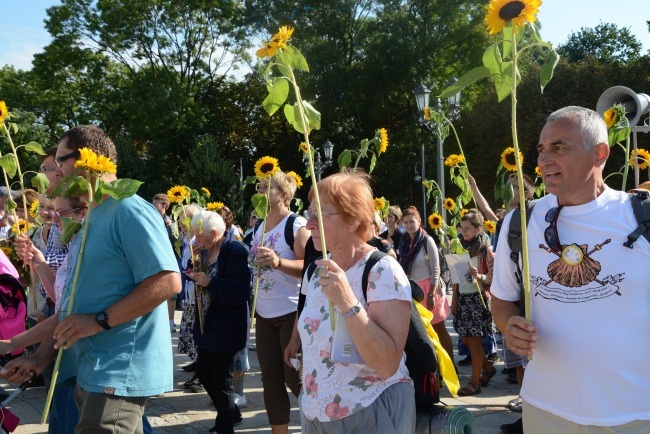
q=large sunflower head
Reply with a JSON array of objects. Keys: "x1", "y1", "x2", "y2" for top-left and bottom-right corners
[
  {"x1": 285, "y1": 171, "x2": 303, "y2": 188},
  {"x1": 501, "y1": 147, "x2": 522, "y2": 172},
  {"x1": 485, "y1": 0, "x2": 541, "y2": 35},
  {"x1": 484, "y1": 220, "x2": 497, "y2": 234},
  {"x1": 30, "y1": 199, "x2": 40, "y2": 219},
  {"x1": 73, "y1": 147, "x2": 117, "y2": 174},
  {"x1": 12, "y1": 219, "x2": 34, "y2": 235},
  {"x1": 603, "y1": 108, "x2": 619, "y2": 129},
  {"x1": 273, "y1": 25, "x2": 294, "y2": 49},
  {"x1": 167, "y1": 185, "x2": 190, "y2": 204},
  {"x1": 254, "y1": 156, "x2": 280, "y2": 179},
  {"x1": 206, "y1": 201, "x2": 225, "y2": 211},
  {"x1": 428, "y1": 213, "x2": 443, "y2": 230},
  {"x1": 443, "y1": 197, "x2": 456, "y2": 211},
  {"x1": 630, "y1": 148, "x2": 650, "y2": 170},
  {"x1": 256, "y1": 40, "x2": 280, "y2": 59},
  {"x1": 444, "y1": 154, "x2": 465, "y2": 167},
  {"x1": 0, "y1": 100, "x2": 7, "y2": 124},
  {"x1": 377, "y1": 128, "x2": 389, "y2": 154}
]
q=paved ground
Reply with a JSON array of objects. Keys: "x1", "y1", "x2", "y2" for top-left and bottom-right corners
[{"x1": 3, "y1": 309, "x2": 523, "y2": 433}]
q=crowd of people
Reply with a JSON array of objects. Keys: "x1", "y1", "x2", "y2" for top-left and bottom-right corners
[{"x1": 0, "y1": 104, "x2": 648, "y2": 434}]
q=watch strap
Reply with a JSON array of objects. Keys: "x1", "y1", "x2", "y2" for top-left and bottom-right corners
[
  {"x1": 95, "y1": 311, "x2": 111, "y2": 330},
  {"x1": 342, "y1": 301, "x2": 362, "y2": 319}
]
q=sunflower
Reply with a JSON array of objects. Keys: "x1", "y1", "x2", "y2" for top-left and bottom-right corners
[
  {"x1": 377, "y1": 128, "x2": 389, "y2": 154},
  {"x1": 256, "y1": 40, "x2": 280, "y2": 59},
  {"x1": 201, "y1": 187, "x2": 211, "y2": 197},
  {"x1": 286, "y1": 171, "x2": 303, "y2": 188},
  {"x1": 1, "y1": 246, "x2": 12, "y2": 257},
  {"x1": 428, "y1": 213, "x2": 443, "y2": 230},
  {"x1": 0, "y1": 100, "x2": 7, "y2": 124},
  {"x1": 272, "y1": 25, "x2": 294, "y2": 49},
  {"x1": 423, "y1": 107, "x2": 431, "y2": 121},
  {"x1": 484, "y1": 220, "x2": 497, "y2": 234},
  {"x1": 460, "y1": 208, "x2": 469, "y2": 217},
  {"x1": 299, "y1": 142, "x2": 309, "y2": 153},
  {"x1": 206, "y1": 201, "x2": 225, "y2": 211},
  {"x1": 254, "y1": 156, "x2": 280, "y2": 178},
  {"x1": 374, "y1": 197, "x2": 386, "y2": 212},
  {"x1": 630, "y1": 148, "x2": 650, "y2": 170},
  {"x1": 443, "y1": 198, "x2": 456, "y2": 211},
  {"x1": 167, "y1": 185, "x2": 190, "y2": 204},
  {"x1": 73, "y1": 147, "x2": 117, "y2": 174},
  {"x1": 485, "y1": 0, "x2": 541, "y2": 35},
  {"x1": 535, "y1": 166, "x2": 542, "y2": 177},
  {"x1": 501, "y1": 147, "x2": 522, "y2": 172},
  {"x1": 444, "y1": 154, "x2": 465, "y2": 167},
  {"x1": 30, "y1": 199, "x2": 39, "y2": 219},
  {"x1": 603, "y1": 108, "x2": 619, "y2": 129},
  {"x1": 12, "y1": 219, "x2": 34, "y2": 235}
]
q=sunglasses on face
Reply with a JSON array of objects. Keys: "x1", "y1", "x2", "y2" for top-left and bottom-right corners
[
  {"x1": 544, "y1": 205, "x2": 564, "y2": 252},
  {"x1": 55, "y1": 150, "x2": 81, "y2": 167}
]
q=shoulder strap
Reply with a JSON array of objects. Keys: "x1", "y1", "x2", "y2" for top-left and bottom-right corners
[
  {"x1": 624, "y1": 191, "x2": 650, "y2": 248},
  {"x1": 507, "y1": 200, "x2": 536, "y2": 317},
  {"x1": 253, "y1": 217, "x2": 264, "y2": 234},
  {"x1": 361, "y1": 251, "x2": 388, "y2": 301},
  {"x1": 284, "y1": 213, "x2": 298, "y2": 252}
]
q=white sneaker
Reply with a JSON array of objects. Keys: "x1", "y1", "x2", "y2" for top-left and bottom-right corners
[{"x1": 234, "y1": 393, "x2": 248, "y2": 408}]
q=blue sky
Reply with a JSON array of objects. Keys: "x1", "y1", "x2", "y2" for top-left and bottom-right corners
[{"x1": 0, "y1": 0, "x2": 649, "y2": 71}]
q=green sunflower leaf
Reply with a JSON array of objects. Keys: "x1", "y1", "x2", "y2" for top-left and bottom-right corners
[
  {"x1": 24, "y1": 141, "x2": 45, "y2": 155},
  {"x1": 263, "y1": 78, "x2": 289, "y2": 116},
  {"x1": 251, "y1": 193, "x2": 269, "y2": 219},
  {"x1": 277, "y1": 46, "x2": 309, "y2": 72},
  {"x1": 31, "y1": 173, "x2": 49, "y2": 194},
  {"x1": 283, "y1": 103, "x2": 306, "y2": 134},
  {"x1": 0, "y1": 154, "x2": 17, "y2": 178},
  {"x1": 540, "y1": 49, "x2": 559, "y2": 93},
  {"x1": 337, "y1": 149, "x2": 352, "y2": 169},
  {"x1": 59, "y1": 217, "x2": 83, "y2": 245},
  {"x1": 302, "y1": 101, "x2": 321, "y2": 131},
  {"x1": 440, "y1": 66, "x2": 490, "y2": 99},
  {"x1": 98, "y1": 178, "x2": 143, "y2": 200}
]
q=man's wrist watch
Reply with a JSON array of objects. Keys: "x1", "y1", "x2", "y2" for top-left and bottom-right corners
[
  {"x1": 95, "y1": 311, "x2": 111, "y2": 330},
  {"x1": 342, "y1": 301, "x2": 362, "y2": 319}
]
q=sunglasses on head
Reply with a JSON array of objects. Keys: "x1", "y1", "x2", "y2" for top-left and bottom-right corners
[{"x1": 544, "y1": 205, "x2": 564, "y2": 252}]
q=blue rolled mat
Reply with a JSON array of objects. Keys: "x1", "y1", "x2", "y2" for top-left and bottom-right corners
[{"x1": 415, "y1": 405, "x2": 476, "y2": 434}]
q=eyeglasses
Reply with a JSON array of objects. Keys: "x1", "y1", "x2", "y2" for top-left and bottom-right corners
[
  {"x1": 306, "y1": 210, "x2": 340, "y2": 220},
  {"x1": 51, "y1": 207, "x2": 83, "y2": 219},
  {"x1": 55, "y1": 150, "x2": 81, "y2": 167},
  {"x1": 544, "y1": 205, "x2": 564, "y2": 252},
  {"x1": 40, "y1": 166, "x2": 57, "y2": 173}
]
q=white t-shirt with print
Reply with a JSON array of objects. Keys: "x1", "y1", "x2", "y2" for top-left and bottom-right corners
[
  {"x1": 251, "y1": 213, "x2": 306, "y2": 318},
  {"x1": 298, "y1": 251, "x2": 413, "y2": 422},
  {"x1": 492, "y1": 188, "x2": 650, "y2": 426}
]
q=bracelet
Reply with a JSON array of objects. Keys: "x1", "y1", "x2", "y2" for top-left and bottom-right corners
[{"x1": 275, "y1": 258, "x2": 282, "y2": 269}]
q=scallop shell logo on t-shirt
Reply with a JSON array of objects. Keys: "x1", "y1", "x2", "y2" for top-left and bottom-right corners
[{"x1": 531, "y1": 238, "x2": 624, "y2": 303}]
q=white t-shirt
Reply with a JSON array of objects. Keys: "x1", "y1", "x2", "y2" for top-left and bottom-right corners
[
  {"x1": 492, "y1": 188, "x2": 650, "y2": 426},
  {"x1": 250, "y1": 213, "x2": 306, "y2": 318},
  {"x1": 299, "y1": 251, "x2": 413, "y2": 421}
]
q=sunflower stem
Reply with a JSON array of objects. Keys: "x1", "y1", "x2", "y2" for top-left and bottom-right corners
[
  {"x1": 509, "y1": 27, "x2": 532, "y2": 332},
  {"x1": 286, "y1": 66, "x2": 335, "y2": 330},
  {"x1": 621, "y1": 135, "x2": 631, "y2": 191},
  {"x1": 249, "y1": 189, "x2": 271, "y2": 331},
  {"x1": 182, "y1": 207, "x2": 203, "y2": 335},
  {"x1": 42, "y1": 171, "x2": 95, "y2": 424}
]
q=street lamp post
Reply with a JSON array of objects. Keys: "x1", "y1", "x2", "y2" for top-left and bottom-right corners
[
  {"x1": 310, "y1": 140, "x2": 335, "y2": 181},
  {"x1": 413, "y1": 78, "x2": 461, "y2": 220}
]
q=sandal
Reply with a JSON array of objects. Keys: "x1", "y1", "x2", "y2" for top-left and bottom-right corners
[
  {"x1": 480, "y1": 366, "x2": 497, "y2": 387},
  {"x1": 458, "y1": 382, "x2": 482, "y2": 396},
  {"x1": 508, "y1": 396, "x2": 523, "y2": 413}
]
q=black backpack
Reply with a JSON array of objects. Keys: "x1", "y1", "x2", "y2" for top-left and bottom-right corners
[
  {"x1": 250, "y1": 213, "x2": 299, "y2": 251},
  {"x1": 507, "y1": 191, "x2": 650, "y2": 315},
  {"x1": 305, "y1": 250, "x2": 440, "y2": 408}
]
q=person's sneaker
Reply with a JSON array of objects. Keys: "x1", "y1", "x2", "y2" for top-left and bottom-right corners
[
  {"x1": 457, "y1": 355, "x2": 472, "y2": 366},
  {"x1": 234, "y1": 393, "x2": 248, "y2": 408},
  {"x1": 500, "y1": 418, "x2": 523, "y2": 433}
]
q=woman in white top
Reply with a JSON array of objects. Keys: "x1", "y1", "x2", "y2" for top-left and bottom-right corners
[
  {"x1": 399, "y1": 206, "x2": 455, "y2": 367},
  {"x1": 250, "y1": 171, "x2": 309, "y2": 434}
]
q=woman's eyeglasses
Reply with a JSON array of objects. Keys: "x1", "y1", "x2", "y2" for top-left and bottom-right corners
[
  {"x1": 306, "y1": 210, "x2": 339, "y2": 220},
  {"x1": 51, "y1": 208, "x2": 83, "y2": 219},
  {"x1": 544, "y1": 205, "x2": 564, "y2": 252}
]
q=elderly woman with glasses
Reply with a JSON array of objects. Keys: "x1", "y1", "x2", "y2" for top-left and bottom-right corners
[
  {"x1": 452, "y1": 211, "x2": 496, "y2": 397},
  {"x1": 285, "y1": 169, "x2": 415, "y2": 434}
]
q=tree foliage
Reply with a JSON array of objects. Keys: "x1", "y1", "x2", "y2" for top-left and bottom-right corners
[{"x1": 558, "y1": 22, "x2": 642, "y2": 65}]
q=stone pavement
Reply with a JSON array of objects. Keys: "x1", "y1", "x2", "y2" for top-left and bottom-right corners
[{"x1": 2, "y1": 310, "x2": 522, "y2": 433}]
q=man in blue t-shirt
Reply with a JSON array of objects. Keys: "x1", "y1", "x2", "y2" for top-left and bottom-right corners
[{"x1": 0, "y1": 125, "x2": 181, "y2": 433}]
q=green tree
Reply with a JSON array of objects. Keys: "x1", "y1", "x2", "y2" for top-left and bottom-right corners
[{"x1": 558, "y1": 23, "x2": 642, "y2": 65}]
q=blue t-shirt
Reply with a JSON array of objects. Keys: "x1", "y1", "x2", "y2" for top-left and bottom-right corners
[{"x1": 58, "y1": 195, "x2": 180, "y2": 397}]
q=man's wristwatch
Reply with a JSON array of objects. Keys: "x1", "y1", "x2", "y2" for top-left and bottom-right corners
[
  {"x1": 342, "y1": 301, "x2": 362, "y2": 319},
  {"x1": 95, "y1": 311, "x2": 111, "y2": 330}
]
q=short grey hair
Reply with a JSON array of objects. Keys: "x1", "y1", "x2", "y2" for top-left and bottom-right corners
[
  {"x1": 191, "y1": 211, "x2": 226, "y2": 237},
  {"x1": 547, "y1": 106, "x2": 608, "y2": 152}
]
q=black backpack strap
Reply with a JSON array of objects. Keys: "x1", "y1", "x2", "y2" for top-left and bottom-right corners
[
  {"x1": 624, "y1": 191, "x2": 650, "y2": 248},
  {"x1": 361, "y1": 251, "x2": 388, "y2": 301},
  {"x1": 284, "y1": 213, "x2": 299, "y2": 252},
  {"x1": 506, "y1": 200, "x2": 536, "y2": 317}
]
